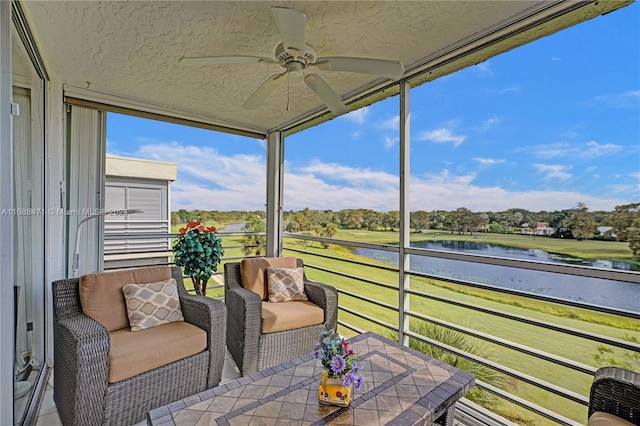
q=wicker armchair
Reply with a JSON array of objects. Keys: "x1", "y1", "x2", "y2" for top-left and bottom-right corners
[
  {"x1": 52, "y1": 266, "x2": 227, "y2": 426},
  {"x1": 588, "y1": 366, "x2": 640, "y2": 425},
  {"x1": 224, "y1": 257, "x2": 338, "y2": 376}
]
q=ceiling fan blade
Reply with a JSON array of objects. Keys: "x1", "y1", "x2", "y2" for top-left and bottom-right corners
[
  {"x1": 271, "y1": 7, "x2": 306, "y2": 56},
  {"x1": 303, "y1": 74, "x2": 350, "y2": 116},
  {"x1": 314, "y1": 57, "x2": 405, "y2": 80},
  {"x1": 179, "y1": 56, "x2": 277, "y2": 66},
  {"x1": 243, "y1": 72, "x2": 287, "y2": 109}
]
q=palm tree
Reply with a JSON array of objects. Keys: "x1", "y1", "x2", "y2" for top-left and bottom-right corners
[
  {"x1": 383, "y1": 321, "x2": 503, "y2": 406},
  {"x1": 242, "y1": 215, "x2": 266, "y2": 256}
]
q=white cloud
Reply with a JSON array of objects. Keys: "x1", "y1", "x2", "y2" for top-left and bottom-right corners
[
  {"x1": 552, "y1": 57, "x2": 561, "y2": 61},
  {"x1": 533, "y1": 164, "x2": 572, "y2": 181},
  {"x1": 417, "y1": 128, "x2": 466, "y2": 147},
  {"x1": 384, "y1": 136, "x2": 399, "y2": 148},
  {"x1": 582, "y1": 141, "x2": 623, "y2": 158},
  {"x1": 473, "y1": 157, "x2": 505, "y2": 167},
  {"x1": 592, "y1": 90, "x2": 640, "y2": 108},
  {"x1": 480, "y1": 116, "x2": 501, "y2": 132},
  {"x1": 475, "y1": 61, "x2": 492, "y2": 76},
  {"x1": 121, "y1": 141, "x2": 267, "y2": 211},
  {"x1": 282, "y1": 162, "x2": 628, "y2": 212},
  {"x1": 377, "y1": 115, "x2": 399, "y2": 130},
  {"x1": 341, "y1": 106, "x2": 369, "y2": 126},
  {"x1": 520, "y1": 141, "x2": 623, "y2": 160},
  {"x1": 499, "y1": 86, "x2": 522, "y2": 94},
  {"x1": 113, "y1": 141, "x2": 632, "y2": 214},
  {"x1": 299, "y1": 161, "x2": 397, "y2": 188},
  {"x1": 423, "y1": 169, "x2": 476, "y2": 185}
]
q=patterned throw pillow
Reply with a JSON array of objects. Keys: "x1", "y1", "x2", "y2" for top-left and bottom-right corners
[
  {"x1": 266, "y1": 267, "x2": 308, "y2": 303},
  {"x1": 122, "y1": 278, "x2": 184, "y2": 331}
]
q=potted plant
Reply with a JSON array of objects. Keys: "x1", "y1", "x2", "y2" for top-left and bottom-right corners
[
  {"x1": 172, "y1": 220, "x2": 224, "y2": 296},
  {"x1": 315, "y1": 328, "x2": 365, "y2": 406}
]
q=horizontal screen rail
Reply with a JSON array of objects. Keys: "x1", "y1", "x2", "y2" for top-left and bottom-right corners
[
  {"x1": 404, "y1": 330, "x2": 589, "y2": 406},
  {"x1": 408, "y1": 269, "x2": 640, "y2": 319},
  {"x1": 406, "y1": 287, "x2": 640, "y2": 353},
  {"x1": 337, "y1": 288, "x2": 399, "y2": 312},
  {"x1": 405, "y1": 246, "x2": 639, "y2": 284},
  {"x1": 303, "y1": 262, "x2": 399, "y2": 291},
  {"x1": 339, "y1": 305, "x2": 397, "y2": 332},
  {"x1": 405, "y1": 310, "x2": 597, "y2": 375},
  {"x1": 284, "y1": 233, "x2": 400, "y2": 253},
  {"x1": 475, "y1": 380, "x2": 581, "y2": 426},
  {"x1": 338, "y1": 320, "x2": 366, "y2": 335},
  {"x1": 284, "y1": 247, "x2": 399, "y2": 273}
]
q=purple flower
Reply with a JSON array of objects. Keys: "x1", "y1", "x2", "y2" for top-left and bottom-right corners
[
  {"x1": 355, "y1": 375, "x2": 365, "y2": 390},
  {"x1": 330, "y1": 355, "x2": 346, "y2": 374},
  {"x1": 342, "y1": 371, "x2": 356, "y2": 386}
]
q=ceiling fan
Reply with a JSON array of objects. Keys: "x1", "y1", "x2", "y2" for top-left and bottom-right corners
[{"x1": 179, "y1": 7, "x2": 405, "y2": 116}]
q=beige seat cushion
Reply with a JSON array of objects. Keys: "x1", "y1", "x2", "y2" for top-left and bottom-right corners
[
  {"x1": 241, "y1": 257, "x2": 297, "y2": 300},
  {"x1": 261, "y1": 300, "x2": 324, "y2": 334},
  {"x1": 80, "y1": 266, "x2": 172, "y2": 332},
  {"x1": 108, "y1": 321, "x2": 206, "y2": 383},
  {"x1": 587, "y1": 411, "x2": 635, "y2": 426}
]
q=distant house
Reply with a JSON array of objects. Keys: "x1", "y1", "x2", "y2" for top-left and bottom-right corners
[
  {"x1": 103, "y1": 155, "x2": 177, "y2": 269},
  {"x1": 596, "y1": 226, "x2": 616, "y2": 238},
  {"x1": 521, "y1": 222, "x2": 555, "y2": 236}
]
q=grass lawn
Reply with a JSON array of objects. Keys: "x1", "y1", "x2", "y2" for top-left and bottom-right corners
[
  {"x1": 282, "y1": 239, "x2": 640, "y2": 425},
  {"x1": 169, "y1": 223, "x2": 638, "y2": 424}
]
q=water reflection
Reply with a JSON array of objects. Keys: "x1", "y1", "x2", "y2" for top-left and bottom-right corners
[
  {"x1": 415, "y1": 240, "x2": 638, "y2": 271},
  {"x1": 354, "y1": 241, "x2": 640, "y2": 312}
]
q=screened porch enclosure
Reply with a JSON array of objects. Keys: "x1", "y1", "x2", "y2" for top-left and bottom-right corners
[{"x1": 1, "y1": 1, "x2": 638, "y2": 425}]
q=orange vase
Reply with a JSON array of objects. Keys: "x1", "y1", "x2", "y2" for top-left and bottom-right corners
[{"x1": 318, "y1": 370, "x2": 352, "y2": 407}]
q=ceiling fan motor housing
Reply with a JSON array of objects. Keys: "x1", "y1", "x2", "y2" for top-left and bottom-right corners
[{"x1": 275, "y1": 42, "x2": 316, "y2": 68}]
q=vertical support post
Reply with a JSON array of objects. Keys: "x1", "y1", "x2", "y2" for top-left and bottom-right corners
[
  {"x1": 0, "y1": 0, "x2": 14, "y2": 422},
  {"x1": 398, "y1": 81, "x2": 410, "y2": 347},
  {"x1": 265, "y1": 131, "x2": 284, "y2": 258}
]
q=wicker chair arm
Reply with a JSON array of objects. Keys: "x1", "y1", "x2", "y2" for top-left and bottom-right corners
[
  {"x1": 589, "y1": 366, "x2": 640, "y2": 424},
  {"x1": 179, "y1": 295, "x2": 227, "y2": 388},
  {"x1": 304, "y1": 280, "x2": 338, "y2": 332},
  {"x1": 225, "y1": 286, "x2": 262, "y2": 374},
  {"x1": 54, "y1": 314, "x2": 110, "y2": 426}
]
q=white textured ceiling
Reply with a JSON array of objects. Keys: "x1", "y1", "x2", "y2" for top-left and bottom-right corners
[{"x1": 23, "y1": 1, "x2": 554, "y2": 133}]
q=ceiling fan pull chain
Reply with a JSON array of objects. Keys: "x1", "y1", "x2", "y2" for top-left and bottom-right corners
[{"x1": 287, "y1": 71, "x2": 291, "y2": 111}]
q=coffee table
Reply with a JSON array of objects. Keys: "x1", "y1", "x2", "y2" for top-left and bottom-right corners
[{"x1": 148, "y1": 332, "x2": 475, "y2": 425}]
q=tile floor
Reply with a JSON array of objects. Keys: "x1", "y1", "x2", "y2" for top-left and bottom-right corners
[{"x1": 34, "y1": 348, "x2": 242, "y2": 426}]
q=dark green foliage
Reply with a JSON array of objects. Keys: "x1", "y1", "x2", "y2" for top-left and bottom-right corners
[
  {"x1": 173, "y1": 221, "x2": 224, "y2": 296},
  {"x1": 383, "y1": 321, "x2": 503, "y2": 406}
]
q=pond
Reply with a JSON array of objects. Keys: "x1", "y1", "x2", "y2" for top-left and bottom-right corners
[
  {"x1": 354, "y1": 240, "x2": 640, "y2": 313},
  {"x1": 218, "y1": 222, "x2": 246, "y2": 232}
]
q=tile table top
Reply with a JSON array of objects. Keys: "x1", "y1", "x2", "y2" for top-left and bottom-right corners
[{"x1": 148, "y1": 332, "x2": 475, "y2": 426}]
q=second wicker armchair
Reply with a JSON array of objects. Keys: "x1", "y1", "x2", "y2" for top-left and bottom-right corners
[
  {"x1": 588, "y1": 366, "x2": 640, "y2": 425},
  {"x1": 224, "y1": 257, "x2": 338, "y2": 376}
]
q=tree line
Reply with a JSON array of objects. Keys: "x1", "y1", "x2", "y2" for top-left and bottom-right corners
[{"x1": 173, "y1": 202, "x2": 640, "y2": 259}]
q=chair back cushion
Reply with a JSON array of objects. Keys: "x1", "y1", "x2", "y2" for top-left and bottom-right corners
[
  {"x1": 108, "y1": 321, "x2": 206, "y2": 383},
  {"x1": 240, "y1": 257, "x2": 297, "y2": 300},
  {"x1": 261, "y1": 300, "x2": 324, "y2": 333},
  {"x1": 79, "y1": 266, "x2": 172, "y2": 332}
]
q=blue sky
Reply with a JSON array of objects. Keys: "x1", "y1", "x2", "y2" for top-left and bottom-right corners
[{"x1": 107, "y1": 3, "x2": 639, "y2": 213}]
